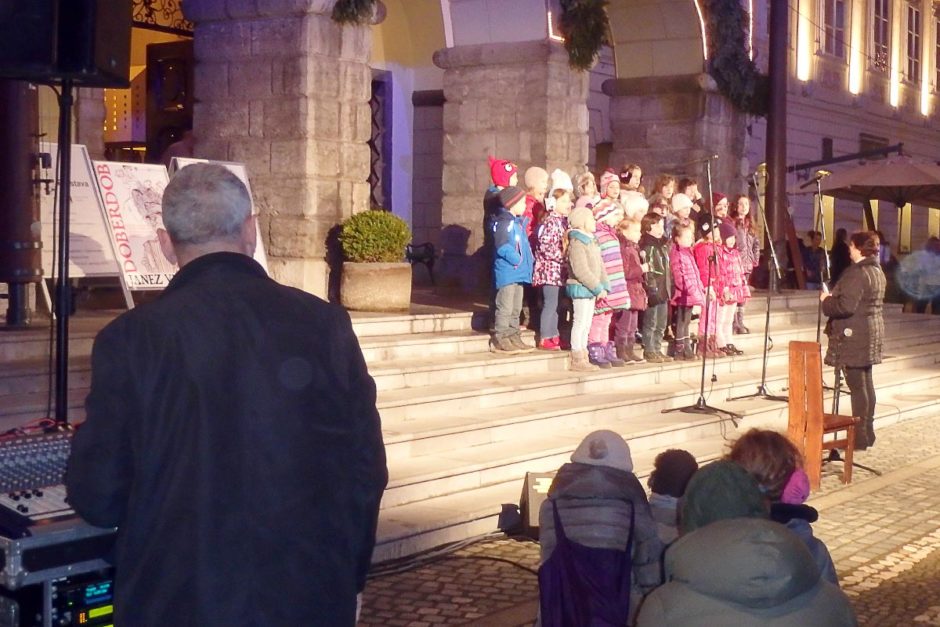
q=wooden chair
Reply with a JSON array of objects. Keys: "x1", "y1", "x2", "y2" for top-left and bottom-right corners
[{"x1": 787, "y1": 341, "x2": 859, "y2": 490}]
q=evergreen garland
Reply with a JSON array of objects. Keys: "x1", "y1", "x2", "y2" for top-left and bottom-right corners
[
  {"x1": 331, "y1": 0, "x2": 376, "y2": 25},
  {"x1": 701, "y1": 0, "x2": 769, "y2": 116},
  {"x1": 559, "y1": 0, "x2": 611, "y2": 71}
]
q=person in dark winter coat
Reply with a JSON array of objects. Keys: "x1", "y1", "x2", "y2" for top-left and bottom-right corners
[
  {"x1": 829, "y1": 228, "x2": 851, "y2": 285},
  {"x1": 636, "y1": 461, "x2": 857, "y2": 627},
  {"x1": 539, "y1": 430, "x2": 663, "y2": 625},
  {"x1": 615, "y1": 218, "x2": 649, "y2": 364},
  {"x1": 639, "y1": 212, "x2": 673, "y2": 362},
  {"x1": 67, "y1": 164, "x2": 388, "y2": 627},
  {"x1": 821, "y1": 231, "x2": 886, "y2": 450}
]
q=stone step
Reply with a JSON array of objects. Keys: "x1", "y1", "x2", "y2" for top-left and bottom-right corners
[
  {"x1": 357, "y1": 303, "x2": 836, "y2": 367},
  {"x1": 372, "y1": 369, "x2": 940, "y2": 563},
  {"x1": 369, "y1": 312, "x2": 940, "y2": 393},
  {"x1": 375, "y1": 321, "x2": 940, "y2": 420},
  {"x1": 351, "y1": 310, "x2": 481, "y2": 339},
  {"x1": 379, "y1": 350, "x2": 940, "y2": 510},
  {"x1": 0, "y1": 357, "x2": 92, "y2": 397},
  {"x1": 380, "y1": 345, "x2": 939, "y2": 465}
]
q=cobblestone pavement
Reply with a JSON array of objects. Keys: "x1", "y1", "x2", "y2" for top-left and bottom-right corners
[{"x1": 360, "y1": 413, "x2": 940, "y2": 626}]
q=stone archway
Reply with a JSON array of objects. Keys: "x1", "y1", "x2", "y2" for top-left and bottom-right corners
[{"x1": 604, "y1": 0, "x2": 749, "y2": 196}]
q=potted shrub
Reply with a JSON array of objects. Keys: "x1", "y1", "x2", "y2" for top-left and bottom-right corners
[{"x1": 339, "y1": 209, "x2": 413, "y2": 312}]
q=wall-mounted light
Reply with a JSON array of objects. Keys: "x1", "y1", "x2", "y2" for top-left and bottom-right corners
[
  {"x1": 694, "y1": 0, "x2": 708, "y2": 61},
  {"x1": 848, "y1": 0, "x2": 863, "y2": 94},
  {"x1": 547, "y1": 11, "x2": 564, "y2": 42},
  {"x1": 796, "y1": 0, "x2": 812, "y2": 81}
]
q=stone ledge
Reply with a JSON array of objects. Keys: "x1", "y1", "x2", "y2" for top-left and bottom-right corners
[
  {"x1": 602, "y1": 73, "x2": 718, "y2": 97},
  {"x1": 433, "y1": 40, "x2": 570, "y2": 70}
]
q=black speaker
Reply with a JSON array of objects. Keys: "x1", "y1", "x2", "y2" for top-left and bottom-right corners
[
  {"x1": 0, "y1": 0, "x2": 131, "y2": 87},
  {"x1": 519, "y1": 471, "x2": 557, "y2": 539}
]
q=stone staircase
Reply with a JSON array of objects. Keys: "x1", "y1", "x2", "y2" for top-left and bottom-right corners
[{"x1": 2, "y1": 292, "x2": 939, "y2": 564}]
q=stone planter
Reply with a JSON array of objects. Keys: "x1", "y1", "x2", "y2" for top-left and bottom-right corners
[{"x1": 340, "y1": 262, "x2": 412, "y2": 312}]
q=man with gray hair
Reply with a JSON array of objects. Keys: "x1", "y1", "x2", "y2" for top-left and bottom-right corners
[{"x1": 67, "y1": 164, "x2": 387, "y2": 626}]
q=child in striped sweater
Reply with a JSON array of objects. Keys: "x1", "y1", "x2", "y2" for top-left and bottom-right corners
[{"x1": 588, "y1": 200, "x2": 630, "y2": 368}]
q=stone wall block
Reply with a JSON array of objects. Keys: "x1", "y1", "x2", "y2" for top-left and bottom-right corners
[
  {"x1": 353, "y1": 102, "x2": 372, "y2": 142},
  {"x1": 304, "y1": 15, "x2": 342, "y2": 57},
  {"x1": 442, "y1": 163, "x2": 478, "y2": 196},
  {"x1": 201, "y1": 101, "x2": 250, "y2": 138},
  {"x1": 229, "y1": 59, "x2": 273, "y2": 99},
  {"x1": 184, "y1": 0, "x2": 228, "y2": 23},
  {"x1": 248, "y1": 100, "x2": 264, "y2": 137},
  {"x1": 339, "y1": 24, "x2": 371, "y2": 61},
  {"x1": 310, "y1": 99, "x2": 340, "y2": 140},
  {"x1": 339, "y1": 63, "x2": 371, "y2": 102},
  {"x1": 442, "y1": 80, "x2": 471, "y2": 102},
  {"x1": 309, "y1": 57, "x2": 341, "y2": 99},
  {"x1": 193, "y1": 136, "x2": 230, "y2": 162},
  {"x1": 229, "y1": 139, "x2": 272, "y2": 176},
  {"x1": 304, "y1": 141, "x2": 346, "y2": 178},
  {"x1": 256, "y1": 0, "x2": 335, "y2": 18},
  {"x1": 251, "y1": 17, "x2": 304, "y2": 58},
  {"x1": 274, "y1": 57, "x2": 306, "y2": 95},
  {"x1": 339, "y1": 142, "x2": 370, "y2": 180},
  {"x1": 262, "y1": 97, "x2": 308, "y2": 138},
  {"x1": 197, "y1": 62, "x2": 230, "y2": 100},
  {"x1": 226, "y1": 0, "x2": 259, "y2": 19},
  {"x1": 268, "y1": 214, "x2": 323, "y2": 257},
  {"x1": 195, "y1": 22, "x2": 252, "y2": 60},
  {"x1": 313, "y1": 180, "x2": 341, "y2": 217},
  {"x1": 270, "y1": 139, "x2": 309, "y2": 176},
  {"x1": 568, "y1": 104, "x2": 589, "y2": 134},
  {"x1": 351, "y1": 182, "x2": 371, "y2": 214},
  {"x1": 254, "y1": 177, "x2": 308, "y2": 219}
]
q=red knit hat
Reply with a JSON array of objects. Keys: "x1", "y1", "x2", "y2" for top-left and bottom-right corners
[
  {"x1": 599, "y1": 169, "x2": 619, "y2": 198},
  {"x1": 718, "y1": 220, "x2": 736, "y2": 242},
  {"x1": 489, "y1": 156, "x2": 518, "y2": 187},
  {"x1": 712, "y1": 192, "x2": 727, "y2": 208}
]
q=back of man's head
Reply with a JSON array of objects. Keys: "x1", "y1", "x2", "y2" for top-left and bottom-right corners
[{"x1": 162, "y1": 164, "x2": 251, "y2": 246}]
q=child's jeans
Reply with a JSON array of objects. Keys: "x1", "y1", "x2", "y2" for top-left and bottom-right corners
[
  {"x1": 540, "y1": 285, "x2": 561, "y2": 339},
  {"x1": 642, "y1": 303, "x2": 668, "y2": 353},
  {"x1": 494, "y1": 283, "x2": 524, "y2": 338}
]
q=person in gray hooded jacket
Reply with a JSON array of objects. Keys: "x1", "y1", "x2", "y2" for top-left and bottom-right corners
[{"x1": 636, "y1": 461, "x2": 856, "y2": 627}]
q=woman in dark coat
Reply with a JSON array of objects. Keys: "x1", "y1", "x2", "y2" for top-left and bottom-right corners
[{"x1": 820, "y1": 231, "x2": 886, "y2": 450}]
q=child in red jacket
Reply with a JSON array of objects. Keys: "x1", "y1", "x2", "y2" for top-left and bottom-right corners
[{"x1": 670, "y1": 223, "x2": 705, "y2": 360}]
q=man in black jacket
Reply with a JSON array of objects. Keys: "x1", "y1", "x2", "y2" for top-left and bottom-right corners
[{"x1": 67, "y1": 164, "x2": 387, "y2": 626}]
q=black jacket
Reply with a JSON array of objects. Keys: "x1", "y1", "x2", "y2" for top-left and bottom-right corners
[
  {"x1": 66, "y1": 252, "x2": 388, "y2": 627},
  {"x1": 823, "y1": 255, "x2": 886, "y2": 368}
]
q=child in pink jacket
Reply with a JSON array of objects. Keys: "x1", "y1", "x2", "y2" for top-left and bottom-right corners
[
  {"x1": 716, "y1": 221, "x2": 745, "y2": 356},
  {"x1": 669, "y1": 222, "x2": 705, "y2": 360}
]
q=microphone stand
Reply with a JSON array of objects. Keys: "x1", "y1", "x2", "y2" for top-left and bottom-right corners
[
  {"x1": 662, "y1": 156, "x2": 741, "y2": 424},
  {"x1": 813, "y1": 174, "x2": 833, "y2": 344},
  {"x1": 729, "y1": 168, "x2": 788, "y2": 403}
]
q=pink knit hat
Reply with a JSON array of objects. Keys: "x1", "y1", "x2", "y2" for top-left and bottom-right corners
[{"x1": 599, "y1": 170, "x2": 619, "y2": 198}]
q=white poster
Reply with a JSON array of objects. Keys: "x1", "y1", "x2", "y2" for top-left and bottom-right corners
[
  {"x1": 170, "y1": 157, "x2": 270, "y2": 272},
  {"x1": 39, "y1": 143, "x2": 118, "y2": 278},
  {"x1": 92, "y1": 161, "x2": 177, "y2": 290}
]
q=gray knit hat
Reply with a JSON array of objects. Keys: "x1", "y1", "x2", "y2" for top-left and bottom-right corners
[{"x1": 571, "y1": 430, "x2": 633, "y2": 473}]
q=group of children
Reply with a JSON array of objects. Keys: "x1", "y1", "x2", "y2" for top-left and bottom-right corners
[{"x1": 486, "y1": 157, "x2": 762, "y2": 372}]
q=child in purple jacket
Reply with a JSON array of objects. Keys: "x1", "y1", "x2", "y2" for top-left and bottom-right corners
[{"x1": 670, "y1": 222, "x2": 705, "y2": 360}]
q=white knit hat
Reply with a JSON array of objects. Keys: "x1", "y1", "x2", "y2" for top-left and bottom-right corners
[
  {"x1": 571, "y1": 430, "x2": 633, "y2": 473},
  {"x1": 549, "y1": 168, "x2": 574, "y2": 196}
]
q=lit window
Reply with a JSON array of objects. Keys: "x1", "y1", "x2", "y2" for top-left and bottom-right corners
[
  {"x1": 822, "y1": 0, "x2": 847, "y2": 59},
  {"x1": 907, "y1": 3, "x2": 922, "y2": 83},
  {"x1": 872, "y1": 0, "x2": 890, "y2": 72}
]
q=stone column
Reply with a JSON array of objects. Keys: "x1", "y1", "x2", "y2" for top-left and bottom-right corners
[
  {"x1": 604, "y1": 74, "x2": 749, "y2": 198},
  {"x1": 185, "y1": 0, "x2": 373, "y2": 298},
  {"x1": 75, "y1": 88, "x2": 106, "y2": 159},
  {"x1": 433, "y1": 40, "x2": 589, "y2": 291}
]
